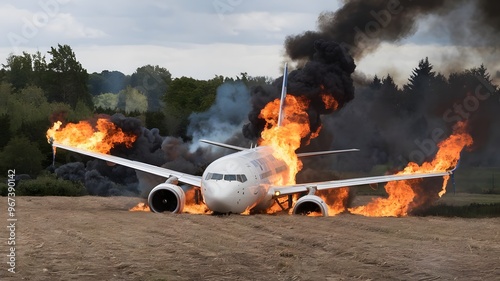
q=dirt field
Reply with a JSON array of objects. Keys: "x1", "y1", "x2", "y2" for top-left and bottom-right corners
[{"x1": 1, "y1": 196, "x2": 499, "y2": 281}]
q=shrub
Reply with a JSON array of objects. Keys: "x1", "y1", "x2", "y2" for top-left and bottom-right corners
[{"x1": 0, "y1": 175, "x2": 87, "y2": 196}]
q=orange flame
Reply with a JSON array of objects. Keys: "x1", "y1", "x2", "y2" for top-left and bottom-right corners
[
  {"x1": 349, "y1": 121, "x2": 473, "y2": 217},
  {"x1": 46, "y1": 118, "x2": 137, "y2": 154},
  {"x1": 259, "y1": 93, "x2": 351, "y2": 216},
  {"x1": 130, "y1": 202, "x2": 150, "y2": 212},
  {"x1": 258, "y1": 95, "x2": 312, "y2": 185},
  {"x1": 321, "y1": 94, "x2": 339, "y2": 110},
  {"x1": 183, "y1": 188, "x2": 211, "y2": 214},
  {"x1": 318, "y1": 188, "x2": 350, "y2": 216}
]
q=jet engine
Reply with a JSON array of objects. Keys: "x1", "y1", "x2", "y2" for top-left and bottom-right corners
[
  {"x1": 292, "y1": 195, "x2": 329, "y2": 217},
  {"x1": 148, "y1": 183, "x2": 186, "y2": 213}
]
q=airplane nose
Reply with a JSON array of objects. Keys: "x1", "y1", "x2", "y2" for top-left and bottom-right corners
[{"x1": 202, "y1": 181, "x2": 247, "y2": 214}]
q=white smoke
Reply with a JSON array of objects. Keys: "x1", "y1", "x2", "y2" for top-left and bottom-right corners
[{"x1": 187, "y1": 82, "x2": 251, "y2": 152}]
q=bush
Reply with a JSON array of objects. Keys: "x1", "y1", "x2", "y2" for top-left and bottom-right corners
[
  {"x1": 0, "y1": 175, "x2": 87, "y2": 196},
  {"x1": 0, "y1": 136, "x2": 45, "y2": 176}
]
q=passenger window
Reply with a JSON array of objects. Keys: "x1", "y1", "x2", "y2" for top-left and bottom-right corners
[
  {"x1": 211, "y1": 173, "x2": 223, "y2": 180},
  {"x1": 224, "y1": 174, "x2": 237, "y2": 181}
]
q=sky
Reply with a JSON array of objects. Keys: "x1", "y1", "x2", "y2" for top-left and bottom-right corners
[{"x1": 1, "y1": 0, "x2": 498, "y2": 85}]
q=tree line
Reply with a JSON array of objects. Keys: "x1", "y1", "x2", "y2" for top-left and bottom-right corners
[
  {"x1": 0, "y1": 44, "x2": 498, "y2": 185},
  {"x1": 0, "y1": 44, "x2": 272, "y2": 178}
]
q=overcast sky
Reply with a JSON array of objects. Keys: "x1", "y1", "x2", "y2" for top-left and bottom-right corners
[{"x1": 1, "y1": 0, "x2": 498, "y2": 84}]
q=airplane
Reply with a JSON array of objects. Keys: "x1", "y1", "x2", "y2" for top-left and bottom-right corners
[{"x1": 51, "y1": 64, "x2": 455, "y2": 216}]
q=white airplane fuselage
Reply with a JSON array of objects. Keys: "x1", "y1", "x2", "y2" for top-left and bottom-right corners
[{"x1": 201, "y1": 146, "x2": 289, "y2": 213}]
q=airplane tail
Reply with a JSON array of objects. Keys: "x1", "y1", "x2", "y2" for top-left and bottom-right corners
[
  {"x1": 277, "y1": 63, "x2": 288, "y2": 127},
  {"x1": 276, "y1": 62, "x2": 360, "y2": 155}
]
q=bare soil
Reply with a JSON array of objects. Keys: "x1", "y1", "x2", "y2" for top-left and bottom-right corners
[{"x1": 1, "y1": 196, "x2": 499, "y2": 281}]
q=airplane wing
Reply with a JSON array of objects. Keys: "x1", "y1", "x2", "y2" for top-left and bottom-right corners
[
  {"x1": 52, "y1": 143, "x2": 202, "y2": 187},
  {"x1": 270, "y1": 170, "x2": 452, "y2": 197},
  {"x1": 199, "y1": 139, "x2": 247, "y2": 151}
]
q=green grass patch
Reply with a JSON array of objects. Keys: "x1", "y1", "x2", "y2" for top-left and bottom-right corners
[
  {"x1": 0, "y1": 175, "x2": 87, "y2": 196},
  {"x1": 413, "y1": 203, "x2": 500, "y2": 218},
  {"x1": 447, "y1": 166, "x2": 500, "y2": 194}
]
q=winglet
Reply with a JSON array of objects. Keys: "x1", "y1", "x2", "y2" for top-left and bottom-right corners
[{"x1": 277, "y1": 63, "x2": 288, "y2": 127}]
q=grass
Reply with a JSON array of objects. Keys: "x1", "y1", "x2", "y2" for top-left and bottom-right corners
[
  {"x1": 452, "y1": 166, "x2": 500, "y2": 194},
  {"x1": 439, "y1": 193, "x2": 500, "y2": 206},
  {"x1": 413, "y1": 203, "x2": 500, "y2": 218},
  {"x1": 415, "y1": 193, "x2": 500, "y2": 218}
]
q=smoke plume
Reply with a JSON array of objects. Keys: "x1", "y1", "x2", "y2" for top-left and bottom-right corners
[
  {"x1": 243, "y1": 39, "x2": 356, "y2": 142},
  {"x1": 285, "y1": 0, "x2": 500, "y2": 62},
  {"x1": 188, "y1": 82, "x2": 251, "y2": 151}
]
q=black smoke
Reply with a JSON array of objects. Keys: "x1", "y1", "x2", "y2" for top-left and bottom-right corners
[
  {"x1": 285, "y1": 0, "x2": 500, "y2": 62},
  {"x1": 243, "y1": 39, "x2": 356, "y2": 141},
  {"x1": 276, "y1": 0, "x2": 500, "y2": 174}
]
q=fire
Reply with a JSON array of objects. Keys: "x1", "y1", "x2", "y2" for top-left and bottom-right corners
[
  {"x1": 258, "y1": 95, "x2": 313, "y2": 185},
  {"x1": 349, "y1": 121, "x2": 473, "y2": 217},
  {"x1": 259, "y1": 93, "x2": 351, "y2": 216},
  {"x1": 183, "y1": 188, "x2": 211, "y2": 214},
  {"x1": 321, "y1": 94, "x2": 339, "y2": 110},
  {"x1": 46, "y1": 118, "x2": 137, "y2": 154},
  {"x1": 318, "y1": 188, "x2": 350, "y2": 216},
  {"x1": 130, "y1": 202, "x2": 150, "y2": 212}
]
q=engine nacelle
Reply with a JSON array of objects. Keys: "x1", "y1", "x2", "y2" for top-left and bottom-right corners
[
  {"x1": 148, "y1": 183, "x2": 186, "y2": 213},
  {"x1": 292, "y1": 195, "x2": 329, "y2": 217}
]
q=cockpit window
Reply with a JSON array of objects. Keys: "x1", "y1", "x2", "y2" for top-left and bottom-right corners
[
  {"x1": 206, "y1": 173, "x2": 248, "y2": 183},
  {"x1": 211, "y1": 173, "x2": 223, "y2": 180},
  {"x1": 237, "y1": 174, "x2": 247, "y2": 183}
]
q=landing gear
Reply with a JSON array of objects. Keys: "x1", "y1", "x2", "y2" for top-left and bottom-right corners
[
  {"x1": 274, "y1": 194, "x2": 294, "y2": 212},
  {"x1": 193, "y1": 187, "x2": 202, "y2": 204}
]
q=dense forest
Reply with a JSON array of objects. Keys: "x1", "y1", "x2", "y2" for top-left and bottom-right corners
[{"x1": 0, "y1": 43, "x2": 498, "y2": 196}]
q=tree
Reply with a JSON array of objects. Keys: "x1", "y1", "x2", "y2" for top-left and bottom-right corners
[
  {"x1": 116, "y1": 86, "x2": 148, "y2": 113},
  {"x1": 3, "y1": 52, "x2": 33, "y2": 90},
  {"x1": 88, "y1": 70, "x2": 129, "y2": 96},
  {"x1": 130, "y1": 65, "x2": 171, "y2": 111},
  {"x1": 162, "y1": 75, "x2": 224, "y2": 137},
  {"x1": 31, "y1": 51, "x2": 47, "y2": 87},
  {"x1": 379, "y1": 74, "x2": 405, "y2": 115},
  {"x1": 0, "y1": 136, "x2": 44, "y2": 176},
  {"x1": 45, "y1": 44, "x2": 92, "y2": 108},
  {"x1": 0, "y1": 114, "x2": 10, "y2": 148},
  {"x1": 405, "y1": 57, "x2": 435, "y2": 93},
  {"x1": 5, "y1": 85, "x2": 52, "y2": 133},
  {"x1": 402, "y1": 57, "x2": 437, "y2": 113},
  {"x1": 370, "y1": 75, "x2": 382, "y2": 90},
  {"x1": 93, "y1": 93, "x2": 119, "y2": 110},
  {"x1": 67, "y1": 99, "x2": 93, "y2": 121}
]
